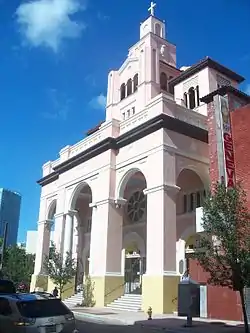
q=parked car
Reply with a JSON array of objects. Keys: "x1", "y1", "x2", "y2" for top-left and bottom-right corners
[
  {"x1": 0, "y1": 292, "x2": 78, "y2": 332},
  {"x1": 30, "y1": 291, "x2": 54, "y2": 298},
  {"x1": 0, "y1": 279, "x2": 16, "y2": 294}
]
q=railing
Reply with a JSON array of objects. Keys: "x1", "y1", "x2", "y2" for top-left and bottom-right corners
[{"x1": 104, "y1": 281, "x2": 126, "y2": 298}]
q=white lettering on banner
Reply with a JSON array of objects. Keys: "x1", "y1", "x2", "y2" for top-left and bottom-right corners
[{"x1": 220, "y1": 96, "x2": 235, "y2": 188}]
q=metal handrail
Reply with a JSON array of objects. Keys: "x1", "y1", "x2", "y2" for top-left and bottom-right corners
[{"x1": 104, "y1": 281, "x2": 126, "y2": 297}]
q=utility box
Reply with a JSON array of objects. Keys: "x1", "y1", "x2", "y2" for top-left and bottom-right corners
[{"x1": 178, "y1": 277, "x2": 200, "y2": 317}]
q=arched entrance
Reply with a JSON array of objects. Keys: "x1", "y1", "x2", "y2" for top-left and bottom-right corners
[
  {"x1": 176, "y1": 168, "x2": 207, "y2": 278},
  {"x1": 70, "y1": 183, "x2": 93, "y2": 291},
  {"x1": 120, "y1": 170, "x2": 147, "y2": 295}
]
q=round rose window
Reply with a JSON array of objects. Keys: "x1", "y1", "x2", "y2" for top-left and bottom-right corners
[{"x1": 127, "y1": 191, "x2": 146, "y2": 223}]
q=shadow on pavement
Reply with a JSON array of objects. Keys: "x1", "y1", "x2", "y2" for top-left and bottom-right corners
[
  {"x1": 76, "y1": 318, "x2": 247, "y2": 333},
  {"x1": 135, "y1": 318, "x2": 246, "y2": 332}
]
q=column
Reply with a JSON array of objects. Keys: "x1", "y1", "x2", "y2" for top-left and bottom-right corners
[
  {"x1": 63, "y1": 212, "x2": 74, "y2": 259},
  {"x1": 187, "y1": 92, "x2": 190, "y2": 109},
  {"x1": 72, "y1": 215, "x2": 78, "y2": 260},
  {"x1": 89, "y1": 199, "x2": 124, "y2": 307},
  {"x1": 30, "y1": 220, "x2": 52, "y2": 292},
  {"x1": 34, "y1": 220, "x2": 52, "y2": 274},
  {"x1": 53, "y1": 213, "x2": 65, "y2": 253},
  {"x1": 142, "y1": 184, "x2": 180, "y2": 314},
  {"x1": 195, "y1": 87, "x2": 199, "y2": 108}
]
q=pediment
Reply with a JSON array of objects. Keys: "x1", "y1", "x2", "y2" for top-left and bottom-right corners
[{"x1": 119, "y1": 57, "x2": 138, "y2": 75}]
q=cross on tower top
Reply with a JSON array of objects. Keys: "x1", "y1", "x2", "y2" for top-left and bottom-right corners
[{"x1": 148, "y1": 1, "x2": 156, "y2": 16}]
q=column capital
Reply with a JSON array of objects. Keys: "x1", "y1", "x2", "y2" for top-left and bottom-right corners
[
  {"x1": 37, "y1": 219, "x2": 53, "y2": 230},
  {"x1": 54, "y1": 212, "x2": 64, "y2": 219},
  {"x1": 114, "y1": 197, "x2": 127, "y2": 209},
  {"x1": 67, "y1": 209, "x2": 78, "y2": 216},
  {"x1": 143, "y1": 184, "x2": 180, "y2": 196},
  {"x1": 89, "y1": 198, "x2": 117, "y2": 209}
]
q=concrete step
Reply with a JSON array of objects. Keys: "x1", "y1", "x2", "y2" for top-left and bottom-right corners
[
  {"x1": 106, "y1": 304, "x2": 141, "y2": 312},
  {"x1": 106, "y1": 292, "x2": 142, "y2": 312},
  {"x1": 120, "y1": 294, "x2": 142, "y2": 299}
]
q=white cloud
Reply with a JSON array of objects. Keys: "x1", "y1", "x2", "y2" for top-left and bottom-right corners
[
  {"x1": 89, "y1": 94, "x2": 107, "y2": 110},
  {"x1": 245, "y1": 84, "x2": 250, "y2": 96},
  {"x1": 16, "y1": 0, "x2": 86, "y2": 52}
]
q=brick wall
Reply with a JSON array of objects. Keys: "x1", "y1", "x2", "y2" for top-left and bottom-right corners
[
  {"x1": 189, "y1": 97, "x2": 248, "y2": 322},
  {"x1": 189, "y1": 259, "x2": 243, "y2": 321},
  {"x1": 231, "y1": 104, "x2": 250, "y2": 206}
]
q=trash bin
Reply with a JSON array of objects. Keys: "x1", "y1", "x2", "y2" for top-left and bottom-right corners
[{"x1": 177, "y1": 276, "x2": 200, "y2": 317}]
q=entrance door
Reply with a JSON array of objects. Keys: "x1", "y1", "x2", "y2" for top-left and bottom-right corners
[{"x1": 124, "y1": 256, "x2": 146, "y2": 294}]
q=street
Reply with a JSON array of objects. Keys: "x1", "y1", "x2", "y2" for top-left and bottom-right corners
[{"x1": 75, "y1": 320, "x2": 156, "y2": 333}]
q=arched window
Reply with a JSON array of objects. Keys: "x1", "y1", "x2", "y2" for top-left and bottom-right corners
[
  {"x1": 120, "y1": 83, "x2": 126, "y2": 100},
  {"x1": 188, "y1": 87, "x2": 196, "y2": 109},
  {"x1": 127, "y1": 79, "x2": 132, "y2": 96},
  {"x1": 184, "y1": 93, "x2": 188, "y2": 107},
  {"x1": 133, "y1": 74, "x2": 139, "y2": 92},
  {"x1": 160, "y1": 72, "x2": 168, "y2": 91},
  {"x1": 196, "y1": 85, "x2": 200, "y2": 107},
  {"x1": 168, "y1": 76, "x2": 174, "y2": 94},
  {"x1": 155, "y1": 23, "x2": 161, "y2": 37}
]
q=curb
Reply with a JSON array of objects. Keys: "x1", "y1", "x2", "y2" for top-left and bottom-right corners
[{"x1": 73, "y1": 311, "x2": 127, "y2": 326}]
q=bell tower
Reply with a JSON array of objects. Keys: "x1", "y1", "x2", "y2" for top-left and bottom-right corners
[{"x1": 140, "y1": 2, "x2": 166, "y2": 39}]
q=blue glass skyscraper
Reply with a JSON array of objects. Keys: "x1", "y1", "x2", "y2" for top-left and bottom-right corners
[{"x1": 0, "y1": 189, "x2": 21, "y2": 246}]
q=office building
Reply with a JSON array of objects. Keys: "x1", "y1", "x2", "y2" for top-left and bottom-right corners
[{"x1": 0, "y1": 188, "x2": 21, "y2": 246}]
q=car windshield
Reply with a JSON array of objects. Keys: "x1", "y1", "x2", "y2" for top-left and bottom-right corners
[{"x1": 17, "y1": 299, "x2": 70, "y2": 318}]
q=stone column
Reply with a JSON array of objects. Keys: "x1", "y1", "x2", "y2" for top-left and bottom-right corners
[
  {"x1": 142, "y1": 184, "x2": 180, "y2": 314},
  {"x1": 72, "y1": 215, "x2": 79, "y2": 260},
  {"x1": 63, "y1": 211, "x2": 75, "y2": 259},
  {"x1": 30, "y1": 219, "x2": 52, "y2": 292},
  {"x1": 187, "y1": 92, "x2": 190, "y2": 109},
  {"x1": 53, "y1": 213, "x2": 65, "y2": 253},
  {"x1": 89, "y1": 199, "x2": 124, "y2": 307}
]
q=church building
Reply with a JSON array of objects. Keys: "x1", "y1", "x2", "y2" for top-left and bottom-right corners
[{"x1": 31, "y1": 2, "x2": 250, "y2": 319}]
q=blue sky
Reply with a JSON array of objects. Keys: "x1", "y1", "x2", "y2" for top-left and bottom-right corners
[{"x1": 0, "y1": 0, "x2": 249, "y2": 242}]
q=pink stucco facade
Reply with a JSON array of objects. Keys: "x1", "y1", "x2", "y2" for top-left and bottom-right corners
[{"x1": 31, "y1": 3, "x2": 249, "y2": 318}]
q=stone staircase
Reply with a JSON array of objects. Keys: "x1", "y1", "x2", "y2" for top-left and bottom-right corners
[
  {"x1": 106, "y1": 293, "x2": 142, "y2": 312},
  {"x1": 63, "y1": 291, "x2": 83, "y2": 309}
]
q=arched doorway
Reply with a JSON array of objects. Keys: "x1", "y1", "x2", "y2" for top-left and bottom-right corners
[
  {"x1": 47, "y1": 200, "x2": 56, "y2": 257},
  {"x1": 120, "y1": 170, "x2": 147, "y2": 294},
  {"x1": 176, "y1": 168, "x2": 206, "y2": 278},
  {"x1": 70, "y1": 183, "x2": 92, "y2": 291}
]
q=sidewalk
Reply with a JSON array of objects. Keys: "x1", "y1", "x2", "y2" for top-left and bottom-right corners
[{"x1": 72, "y1": 307, "x2": 246, "y2": 332}]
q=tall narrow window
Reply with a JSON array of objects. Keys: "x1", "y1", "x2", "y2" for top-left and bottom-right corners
[
  {"x1": 196, "y1": 85, "x2": 200, "y2": 106},
  {"x1": 133, "y1": 74, "x2": 138, "y2": 92},
  {"x1": 189, "y1": 193, "x2": 195, "y2": 212},
  {"x1": 127, "y1": 79, "x2": 132, "y2": 96},
  {"x1": 196, "y1": 191, "x2": 201, "y2": 208},
  {"x1": 188, "y1": 87, "x2": 196, "y2": 109},
  {"x1": 184, "y1": 93, "x2": 188, "y2": 107},
  {"x1": 120, "y1": 83, "x2": 126, "y2": 100},
  {"x1": 160, "y1": 72, "x2": 168, "y2": 91},
  {"x1": 168, "y1": 76, "x2": 174, "y2": 94},
  {"x1": 183, "y1": 194, "x2": 187, "y2": 214},
  {"x1": 155, "y1": 23, "x2": 161, "y2": 37}
]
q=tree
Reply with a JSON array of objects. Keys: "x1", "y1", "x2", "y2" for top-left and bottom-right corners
[
  {"x1": 81, "y1": 275, "x2": 95, "y2": 307},
  {"x1": 1, "y1": 244, "x2": 35, "y2": 288},
  {"x1": 195, "y1": 182, "x2": 250, "y2": 333},
  {"x1": 44, "y1": 243, "x2": 77, "y2": 297}
]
